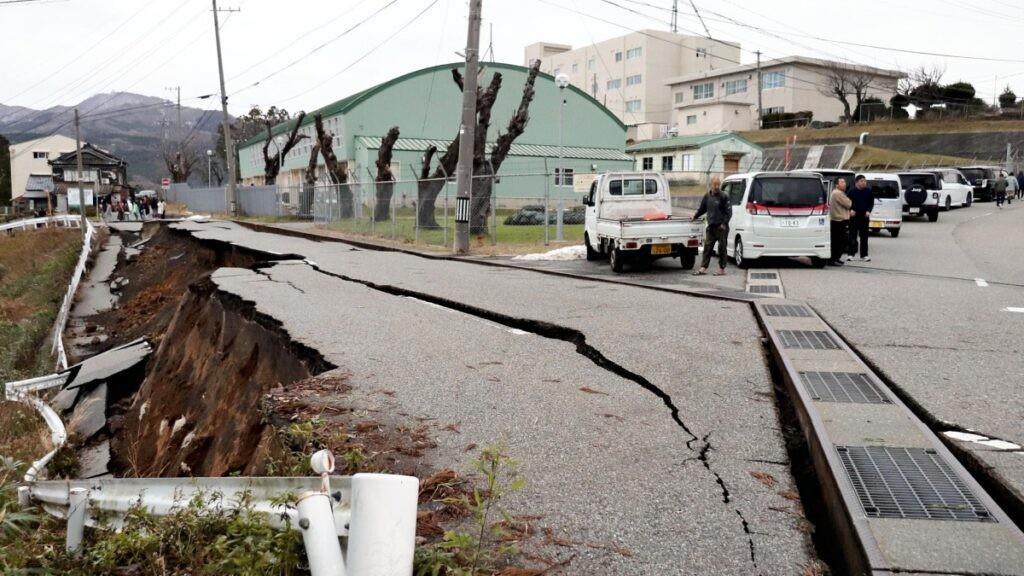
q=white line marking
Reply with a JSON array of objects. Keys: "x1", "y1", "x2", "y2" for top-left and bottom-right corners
[
  {"x1": 975, "y1": 278, "x2": 989, "y2": 287},
  {"x1": 1003, "y1": 307, "x2": 1024, "y2": 313},
  {"x1": 985, "y1": 212, "x2": 993, "y2": 216}
]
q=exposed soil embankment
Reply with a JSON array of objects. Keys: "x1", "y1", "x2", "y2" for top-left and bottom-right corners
[{"x1": 112, "y1": 276, "x2": 334, "y2": 477}]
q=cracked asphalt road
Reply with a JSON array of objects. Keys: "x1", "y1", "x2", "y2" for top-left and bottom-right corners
[{"x1": 171, "y1": 221, "x2": 818, "y2": 574}]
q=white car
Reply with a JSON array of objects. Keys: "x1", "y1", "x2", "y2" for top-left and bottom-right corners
[
  {"x1": 721, "y1": 172, "x2": 831, "y2": 268},
  {"x1": 919, "y1": 168, "x2": 973, "y2": 209},
  {"x1": 858, "y1": 173, "x2": 903, "y2": 237},
  {"x1": 896, "y1": 172, "x2": 942, "y2": 222}
]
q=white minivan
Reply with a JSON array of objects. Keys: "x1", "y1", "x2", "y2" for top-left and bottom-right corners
[
  {"x1": 858, "y1": 173, "x2": 904, "y2": 238},
  {"x1": 721, "y1": 172, "x2": 831, "y2": 268}
]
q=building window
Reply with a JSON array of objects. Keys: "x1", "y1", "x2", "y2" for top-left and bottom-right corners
[
  {"x1": 588, "y1": 58, "x2": 595, "y2": 70},
  {"x1": 765, "y1": 106, "x2": 785, "y2": 115},
  {"x1": 692, "y1": 82, "x2": 714, "y2": 100},
  {"x1": 607, "y1": 78, "x2": 622, "y2": 90},
  {"x1": 625, "y1": 99, "x2": 642, "y2": 112},
  {"x1": 642, "y1": 157, "x2": 653, "y2": 170},
  {"x1": 661, "y1": 156, "x2": 674, "y2": 171},
  {"x1": 626, "y1": 47, "x2": 642, "y2": 59},
  {"x1": 614, "y1": 51, "x2": 622, "y2": 62},
  {"x1": 32, "y1": 151, "x2": 48, "y2": 159},
  {"x1": 725, "y1": 79, "x2": 747, "y2": 95},
  {"x1": 681, "y1": 154, "x2": 694, "y2": 171},
  {"x1": 674, "y1": 92, "x2": 686, "y2": 104},
  {"x1": 626, "y1": 74, "x2": 642, "y2": 86},
  {"x1": 686, "y1": 115, "x2": 697, "y2": 125},
  {"x1": 571, "y1": 62, "x2": 578, "y2": 73},
  {"x1": 696, "y1": 47, "x2": 708, "y2": 58},
  {"x1": 762, "y1": 71, "x2": 785, "y2": 89},
  {"x1": 554, "y1": 167, "x2": 574, "y2": 186}
]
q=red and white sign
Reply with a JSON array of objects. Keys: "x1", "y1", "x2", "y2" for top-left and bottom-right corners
[{"x1": 161, "y1": 178, "x2": 171, "y2": 188}]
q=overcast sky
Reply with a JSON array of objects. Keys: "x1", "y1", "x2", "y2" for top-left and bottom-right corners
[{"x1": 2, "y1": 0, "x2": 1023, "y2": 117}]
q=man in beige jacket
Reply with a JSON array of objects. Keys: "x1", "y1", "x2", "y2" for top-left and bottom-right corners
[{"x1": 828, "y1": 178, "x2": 852, "y2": 266}]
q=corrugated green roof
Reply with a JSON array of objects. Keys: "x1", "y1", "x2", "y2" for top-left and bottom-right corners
[
  {"x1": 625, "y1": 132, "x2": 760, "y2": 153},
  {"x1": 355, "y1": 136, "x2": 631, "y2": 161},
  {"x1": 239, "y1": 61, "x2": 627, "y2": 150}
]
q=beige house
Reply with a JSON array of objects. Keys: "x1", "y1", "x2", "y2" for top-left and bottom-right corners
[
  {"x1": 8, "y1": 134, "x2": 76, "y2": 210},
  {"x1": 525, "y1": 31, "x2": 740, "y2": 142},
  {"x1": 666, "y1": 56, "x2": 902, "y2": 135}
]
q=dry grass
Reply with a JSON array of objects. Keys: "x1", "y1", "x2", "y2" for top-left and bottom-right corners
[
  {"x1": 0, "y1": 400, "x2": 50, "y2": 463},
  {"x1": 845, "y1": 145, "x2": 975, "y2": 171},
  {"x1": 741, "y1": 118, "x2": 1024, "y2": 145}
]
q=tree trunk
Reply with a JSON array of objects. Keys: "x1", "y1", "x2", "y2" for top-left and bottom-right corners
[
  {"x1": 374, "y1": 127, "x2": 400, "y2": 222},
  {"x1": 303, "y1": 143, "x2": 321, "y2": 217},
  {"x1": 313, "y1": 113, "x2": 353, "y2": 218},
  {"x1": 262, "y1": 111, "x2": 307, "y2": 185},
  {"x1": 470, "y1": 162, "x2": 494, "y2": 235},
  {"x1": 417, "y1": 136, "x2": 459, "y2": 227}
]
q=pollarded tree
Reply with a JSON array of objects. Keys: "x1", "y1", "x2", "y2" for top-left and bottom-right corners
[
  {"x1": 312, "y1": 113, "x2": 354, "y2": 218},
  {"x1": 374, "y1": 127, "x2": 400, "y2": 222},
  {"x1": 262, "y1": 111, "x2": 307, "y2": 185}
]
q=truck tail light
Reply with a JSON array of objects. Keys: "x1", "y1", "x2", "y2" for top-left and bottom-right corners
[
  {"x1": 625, "y1": 241, "x2": 638, "y2": 249},
  {"x1": 687, "y1": 238, "x2": 699, "y2": 247}
]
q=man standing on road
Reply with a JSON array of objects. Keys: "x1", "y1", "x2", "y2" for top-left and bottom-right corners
[
  {"x1": 847, "y1": 175, "x2": 874, "y2": 262},
  {"x1": 1016, "y1": 171, "x2": 1024, "y2": 200},
  {"x1": 692, "y1": 176, "x2": 732, "y2": 276},
  {"x1": 828, "y1": 177, "x2": 852, "y2": 266},
  {"x1": 994, "y1": 173, "x2": 1009, "y2": 209}
]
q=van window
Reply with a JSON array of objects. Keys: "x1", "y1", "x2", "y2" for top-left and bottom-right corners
[
  {"x1": 867, "y1": 180, "x2": 901, "y2": 199},
  {"x1": 725, "y1": 181, "x2": 746, "y2": 205},
  {"x1": 750, "y1": 177, "x2": 825, "y2": 207},
  {"x1": 587, "y1": 181, "x2": 597, "y2": 205},
  {"x1": 959, "y1": 168, "x2": 985, "y2": 182},
  {"x1": 609, "y1": 178, "x2": 658, "y2": 196},
  {"x1": 898, "y1": 174, "x2": 938, "y2": 190}
]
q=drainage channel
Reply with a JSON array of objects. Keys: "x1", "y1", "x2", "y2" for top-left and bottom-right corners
[{"x1": 234, "y1": 222, "x2": 1024, "y2": 573}]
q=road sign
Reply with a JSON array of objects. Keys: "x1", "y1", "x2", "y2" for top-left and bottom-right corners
[{"x1": 161, "y1": 178, "x2": 171, "y2": 190}]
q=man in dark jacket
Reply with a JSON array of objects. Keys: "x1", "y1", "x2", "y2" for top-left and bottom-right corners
[
  {"x1": 847, "y1": 175, "x2": 874, "y2": 262},
  {"x1": 1016, "y1": 171, "x2": 1024, "y2": 200},
  {"x1": 692, "y1": 176, "x2": 733, "y2": 275}
]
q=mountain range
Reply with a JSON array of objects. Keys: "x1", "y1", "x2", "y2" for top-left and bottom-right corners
[{"x1": 0, "y1": 92, "x2": 227, "y2": 188}]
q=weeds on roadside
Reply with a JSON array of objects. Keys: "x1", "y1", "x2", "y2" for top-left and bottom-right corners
[{"x1": 414, "y1": 445, "x2": 526, "y2": 576}]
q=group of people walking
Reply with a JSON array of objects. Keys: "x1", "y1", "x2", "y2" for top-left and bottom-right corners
[
  {"x1": 828, "y1": 175, "x2": 874, "y2": 266},
  {"x1": 993, "y1": 171, "x2": 1024, "y2": 208},
  {"x1": 99, "y1": 195, "x2": 165, "y2": 221}
]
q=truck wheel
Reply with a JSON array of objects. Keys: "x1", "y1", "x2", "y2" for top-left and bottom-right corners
[
  {"x1": 734, "y1": 237, "x2": 751, "y2": 269},
  {"x1": 890, "y1": 228, "x2": 901, "y2": 238},
  {"x1": 610, "y1": 247, "x2": 625, "y2": 273},
  {"x1": 585, "y1": 233, "x2": 599, "y2": 261},
  {"x1": 927, "y1": 209, "x2": 939, "y2": 222},
  {"x1": 680, "y1": 248, "x2": 696, "y2": 270}
]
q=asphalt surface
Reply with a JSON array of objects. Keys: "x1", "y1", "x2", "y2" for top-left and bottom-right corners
[{"x1": 171, "y1": 221, "x2": 817, "y2": 575}]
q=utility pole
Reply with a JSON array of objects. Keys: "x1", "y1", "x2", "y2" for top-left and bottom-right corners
[
  {"x1": 453, "y1": 0, "x2": 482, "y2": 254},
  {"x1": 671, "y1": 0, "x2": 678, "y2": 33},
  {"x1": 212, "y1": 0, "x2": 239, "y2": 215},
  {"x1": 755, "y1": 51, "x2": 763, "y2": 129},
  {"x1": 74, "y1": 108, "x2": 87, "y2": 232}
]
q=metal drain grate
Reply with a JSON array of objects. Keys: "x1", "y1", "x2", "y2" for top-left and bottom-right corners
[
  {"x1": 750, "y1": 272, "x2": 778, "y2": 280},
  {"x1": 837, "y1": 446, "x2": 994, "y2": 522},
  {"x1": 748, "y1": 284, "x2": 781, "y2": 294},
  {"x1": 777, "y1": 330, "x2": 839, "y2": 349},
  {"x1": 800, "y1": 372, "x2": 891, "y2": 404},
  {"x1": 763, "y1": 304, "x2": 811, "y2": 317}
]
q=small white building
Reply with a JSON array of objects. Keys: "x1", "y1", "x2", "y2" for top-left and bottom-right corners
[
  {"x1": 626, "y1": 132, "x2": 763, "y2": 176},
  {"x1": 8, "y1": 134, "x2": 76, "y2": 211},
  {"x1": 665, "y1": 56, "x2": 902, "y2": 135}
]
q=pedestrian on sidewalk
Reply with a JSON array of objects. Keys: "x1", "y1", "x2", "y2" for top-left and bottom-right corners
[
  {"x1": 994, "y1": 173, "x2": 1008, "y2": 209},
  {"x1": 691, "y1": 176, "x2": 732, "y2": 276},
  {"x1": 1016, "y1": 171, "x2": 1024, "y2": 200},
  {"x1": 157, "y1": 198, "x2": 166, "y2": 219},
  {"x1": 847, "y1": 175, "x2": 874, "y2": 262},
  {"x1": 828, "y1": 176, "x2": 852, "y2": 266}
]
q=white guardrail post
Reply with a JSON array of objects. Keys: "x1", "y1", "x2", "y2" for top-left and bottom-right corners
[
  {"x1": 66, "y1": 487, "x2": 88, "y2": 552},
  {"x1": 347, "y1": 473, "x2": 419, "y2": 576},
  {"x1": 298, "y1": 491, "x2": 348, "y2": 576}
]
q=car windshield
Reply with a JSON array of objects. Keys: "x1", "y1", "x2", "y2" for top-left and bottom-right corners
[
  {"x1": 867, "y1": 180, "x2": 901, "y2": 199},
  {"x1": 609, "y1": 178, "x2": 658, "y2": 196},
  {"x1": 898, "y1": 174, "x2": 938, "y2": 190},
  {"x1": 750, "y1": 177, "x2": 825, "y2": 207}
]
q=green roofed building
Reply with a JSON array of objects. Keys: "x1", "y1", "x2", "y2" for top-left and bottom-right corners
[
  {"x1": 236, "y1": 62, "x2": 632, "y2": 201},
  {"x1": 625, "y1": 132, "x2": 763, "y2": 175}
]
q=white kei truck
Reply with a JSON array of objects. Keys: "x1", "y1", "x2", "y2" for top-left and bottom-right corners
[{"x1": 582, "y1": 172, "x2": 703, "y2": 273}]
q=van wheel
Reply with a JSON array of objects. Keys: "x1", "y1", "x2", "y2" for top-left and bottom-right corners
[
  {"x1": 734, "y1": 237, "x2": 751, "y2": 269},
  {"x1": 680, "y1": 248, "x2": 696, "y2": 270},
  {"x1": 890, "y1": 228, "x2": 901, "y2": 238},
  {"x1": 965, "y1": 194, "x2": 973, "y2": 207},
  {"x1": 585, "y1": 233, "x2": 599, "y2": 261},
  {"x1": 610, "y1": 247, "x2": 625, "y2": 273},
  {"x1": 944, "y1": 196, "x2": 952, "y2": 211},
  {"x1": 927, "y1": 209, "x2": 939, "y2": 222}
]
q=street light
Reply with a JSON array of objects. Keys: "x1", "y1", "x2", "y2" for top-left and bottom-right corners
[
  {"x1": 555, "y1": 73, "x2": 570, "y2": 242},
  {"x1": 206, "y1": 149, "x2": 213, "y2": 186}
]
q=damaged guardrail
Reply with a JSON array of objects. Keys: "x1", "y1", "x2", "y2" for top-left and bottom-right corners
[
  {"x1": 0, "y1": 214, "x2": 83, "y2": 233},
  {"x1": 52, "y1": 217, "x2": 95, "y2": 371}
]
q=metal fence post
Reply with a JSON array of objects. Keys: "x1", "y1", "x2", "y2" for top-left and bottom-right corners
[
  {"x1": 491, "y1": 182, "x2": 497, "y2": 246},
  {"x1": 66, "y1": 487, "x2": 88, "y2": 552},
  {"x1": 543, "y1": 158, "x2": 550, "y2": 246},
  {"x1": 443, "y1": 177, "x2": 450, "y2": 248},
  {"x1": 346, "y1": 474, "x2": 418, "y2": 576},
  {"x1": 296, "y1": 491, "x2": 347, "y2": 576}
]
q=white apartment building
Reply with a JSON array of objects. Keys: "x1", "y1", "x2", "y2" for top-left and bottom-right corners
[
  {"x1": 665, "y1": 56, "x2": 902, "y2": 136},
  {"x1": 525, "y1": 31, "x2": 740, "y2": 142},
  {"x1": 8, "y1": 134, "x2": 76, "y2": 210}
]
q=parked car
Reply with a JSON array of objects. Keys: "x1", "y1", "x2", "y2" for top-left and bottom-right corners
[
  {"x1": 583, "y1": 172, "x2": 703, "y2": 272},
  {"x1": 895, "y1": 172, "x2": 942, "y2": 222},
  {"x1": 957, "y1": 166, "x2": 1007, "y2": 202},
  {"x1": 858, "y1": 173, "x2": 903, "y2": 237},
  {"x1": 720, "y1": 172, "x2": 830, "y2": 268},
  {"x1": 918, "y1": 168, "x2": 973, "y2": 209},
  {"x1": 793, "y1": 169, "x2": 855, "y2": 194}
]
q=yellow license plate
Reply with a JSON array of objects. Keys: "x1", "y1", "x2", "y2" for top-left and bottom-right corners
[
  {"x1": 869, "y1": 221, "x2": 883, "y2": 228},
  {"x1": 651, "y1": 244, "x2": 672, "y2": 255}
]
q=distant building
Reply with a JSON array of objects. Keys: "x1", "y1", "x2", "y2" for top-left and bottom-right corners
[
  {"x1": 236, "y1": 62, "x2": 633, "y2": 201},
  {"x1": 49, "y1": 143, "x2": 130, "y2": 211},
  {"x1": 626, "y1": 132, "x2": 763, "y2": 177},
  {"x1": 666, "y1": 56, "x2": 902, "y2": 135},
  {"x1": 8, "y1": 134, "x2": 76, "y2": 212},
  {"x1": 524, "y1": 31, "x2": 741, "y2": 142}
]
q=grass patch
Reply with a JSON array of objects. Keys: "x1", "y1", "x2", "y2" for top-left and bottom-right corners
[
  {"x1": 0, "y1": 227, "x2": 82, "y2": 382},
  {"x1": 741, "y1": 118, "x2": 1024, "y2": 145},
  {"x1": 845, "y1": 145, "x2": 976, "y2": 171}
]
